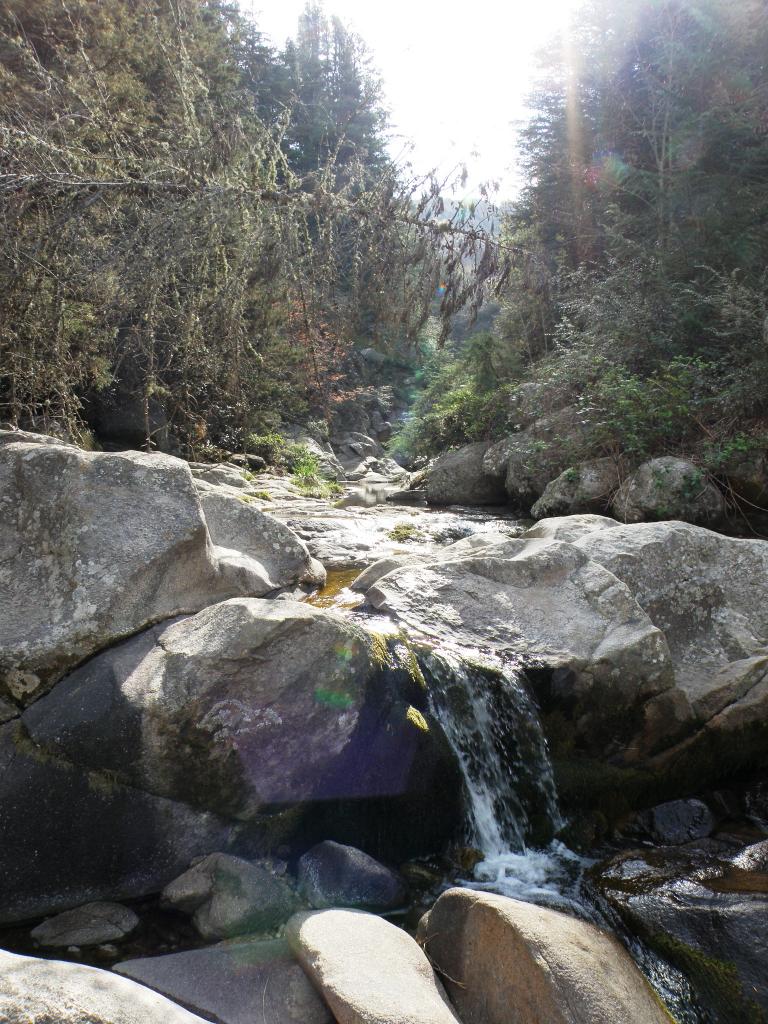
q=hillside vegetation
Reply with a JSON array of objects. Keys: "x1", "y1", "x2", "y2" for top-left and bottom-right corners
[{"x1": 399, "y1": 0, "x2": 768, "y2": 494}]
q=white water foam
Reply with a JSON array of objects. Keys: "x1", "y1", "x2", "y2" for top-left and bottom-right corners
[{"x1": 422, "y1": 648, "x2": 590, "y2": 912}]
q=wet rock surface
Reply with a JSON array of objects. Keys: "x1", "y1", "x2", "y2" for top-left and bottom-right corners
[{"x1": 591, "y1": 837, "x2": 768, "y2": 1020}]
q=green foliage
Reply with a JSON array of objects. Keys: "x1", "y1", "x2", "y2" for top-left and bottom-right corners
[
  {"x1": 386, "y1": 523, "x2": 423, "y2": 542},
  {"x1": 580, "y1": 358, "x2": 718, "y2": 460},
  {"x1": 390, "y1": 333, "x2": 517, "y2": 460},
  {"x1": 403, "y1": 0, "x2": 768, "y2": 486},
  {"x1": 245, "y1": 432, "x2": 320, "y2": 474}
]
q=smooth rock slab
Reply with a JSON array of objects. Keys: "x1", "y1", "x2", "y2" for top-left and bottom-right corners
[
  {"x1": 116, "y1": 938, "x2": 332, "y2": 1024},
  {"x1": 297, "y1": 841, "x2": 406, "y2": 911},
  {"x1": 31, "y1": 901, "x2": 139, "y2": 948},
  {"x1": 0, "y1": 949, "x2": 210, "y2": 1024},
  {"x1": 418, "y1": 888, "x2": 673, "y2": 1024},
  {"x1": 366, "y1": 534, "x2": 673, "y2": 725},
  {"x1": 286, "y1": 908, "x2": 460, "y2": 1024},
  {"x1": 197, "y1": 484, "x2": 325, "y2": 593},
  {"x1": 162, "y1": 853, "x2": 299, "y2": 940}
]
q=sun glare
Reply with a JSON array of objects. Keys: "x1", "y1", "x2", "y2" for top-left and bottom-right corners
[{"x1": 251, "y1": 0, "x2": 581, "y2": 197}]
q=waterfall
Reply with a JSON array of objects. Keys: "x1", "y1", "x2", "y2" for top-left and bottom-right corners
[{"x1": 421, "y1": 649, "x2": 586, "y2": 910}]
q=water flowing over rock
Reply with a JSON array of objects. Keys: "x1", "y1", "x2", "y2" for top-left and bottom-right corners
[
  {"x1": 116, "y1": 938, "x2": 333, "y2": 1024},
  {"x1": 0, "y1": 433, "x2": 286, "y2": 705},
  {"x1": 592, "y1": 840, "x2": 768, "y2": 1020},
  {"x1": 0, "y1": 948, "x2": 211, "y2": 1024},
  {"x1": 366, "y1": 533, "x2": 673, "y2": 753},
  {"x1": 286, "y1": 908, "x2": 461, "y2": 1024},
  {"x1": 417, "y1": 888, "x2": 673, "y2": 1024},
  {"x1": 422, "y1": 651, "x2": 561, "y2": 854}
]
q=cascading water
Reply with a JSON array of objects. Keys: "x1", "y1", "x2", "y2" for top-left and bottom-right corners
[{"x1": 420, "y1": 649, "x2": 587, "y2": 912}]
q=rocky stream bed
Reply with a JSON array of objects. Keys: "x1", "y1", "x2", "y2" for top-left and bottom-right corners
[{"x1": 0, "y1": 428, "x2": 766, "y2": 1023}]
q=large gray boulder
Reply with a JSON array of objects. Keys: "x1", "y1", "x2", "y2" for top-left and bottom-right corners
[
  {"x1": 0, "y1": 949, "x2": 210, "y2": 1024},
  {"x1": 424, "y1": 441, "x2": 507, "y2": 506},
  {"x1": 297, "y1": 841, "x2": 406, "y2": 911},
  {"x1": 0, "y1": 435, "x2": 266, "y2": 705},
  {"x1": 575, "y1": 521, "x2": 768, "y2": 762},
  {"x1": 611, "y1": 457, "x2": 725, "y2": 524},
  {"x1": 162, "y1": 853, "x2": 299, "y2": 940},
  {"x1": 3, "y1": 597, "x2": 459, "y2": 920},
  {"x1": 367, "y1": 534, "x2": 673, "y2": 745},
  {"x1": 197, "y1": 486, "x2": 325, "y2": 593},
  {"x1": 115, "y1": 938, "x2": 333, "y2": 1024},
  {"x1": 417, "y1": 888, "x2": 673, "y2": 1024},
  {"x1": 483, "y1": 407, "x2": 587, "y2": 509},
  {"x1": 286, "y1": 909, "x2": 460, "y2": 1024},
  {"x1": 531, "y1": 458, "x2": 621, "y2": 519},
  {"x1": 20, "y1": 598, "x2": 388, "y2": 814}
]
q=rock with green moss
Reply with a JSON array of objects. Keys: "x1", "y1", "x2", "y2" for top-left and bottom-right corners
[
  {"x1": 162, "y1": 853, "x2": 300, "y2": 940},
  {"x1": 532, "y1": 458, "x2": 621, "y2": 518},
  {"x1": 484, "y1": 406, "x2": 589, "y2": 510},
  {"x1": 611, "y1": 456, "x2": 724, "y2": 524}
]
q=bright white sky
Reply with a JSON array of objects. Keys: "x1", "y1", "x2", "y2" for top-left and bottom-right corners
[{"x1": 247, "y1": 0, "x2": 580, "y2": 199}]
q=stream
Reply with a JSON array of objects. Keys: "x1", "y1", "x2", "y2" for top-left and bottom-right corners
[{"x1": 298, "y1": 485, "x2": 710, "y2": 1022}]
